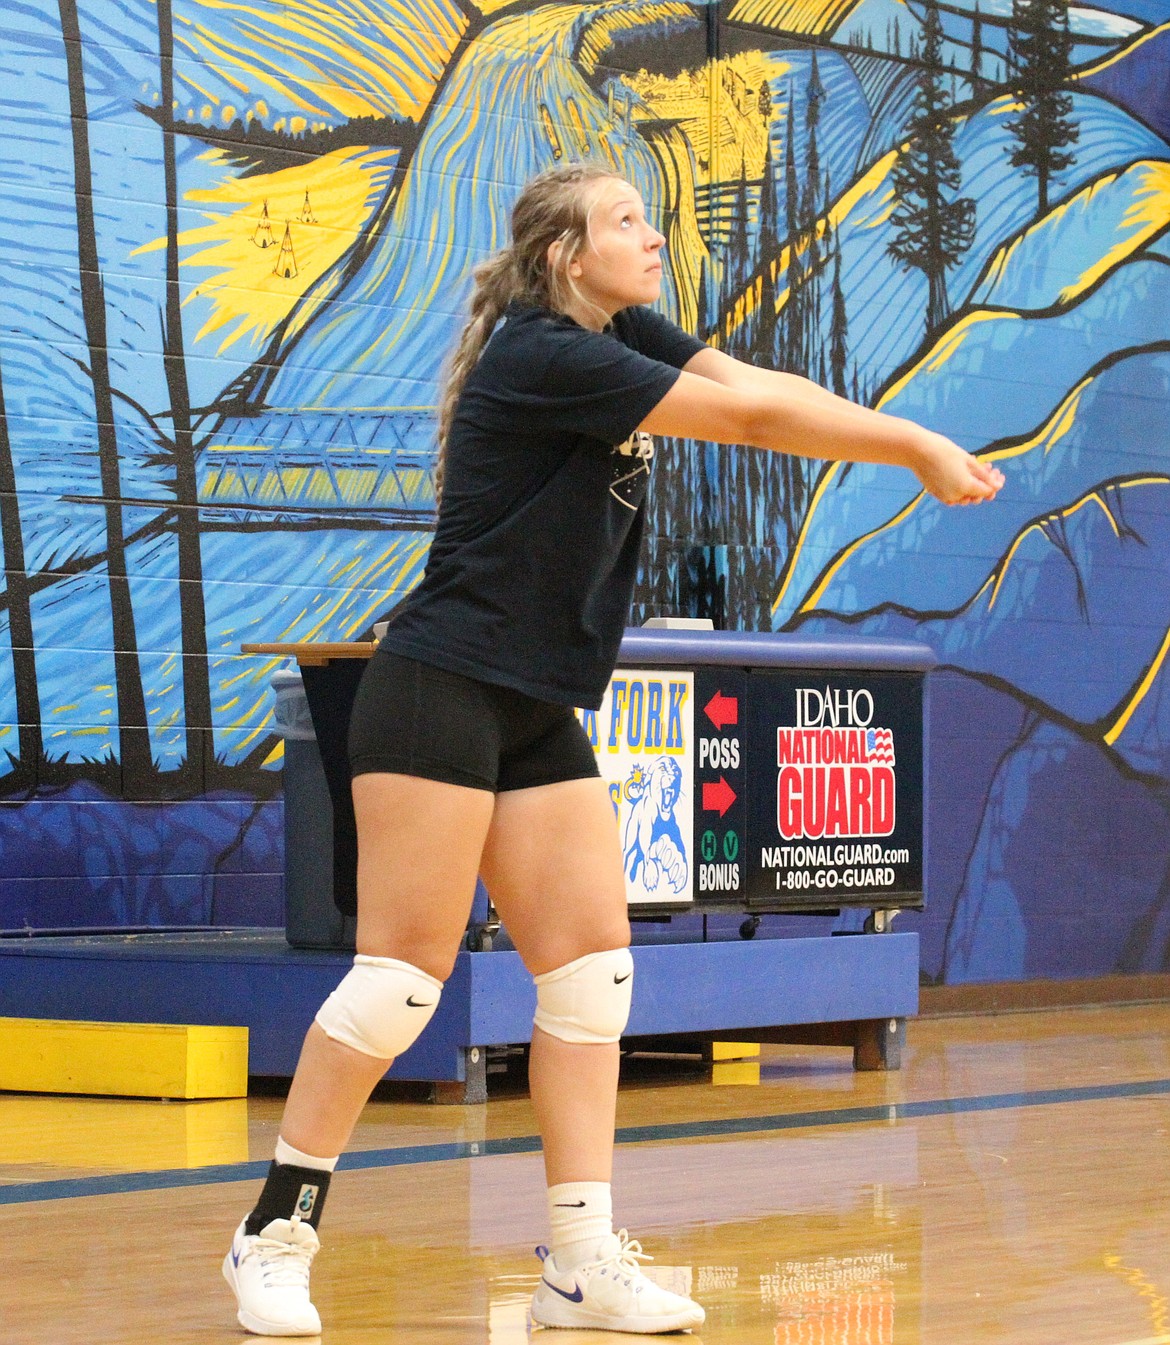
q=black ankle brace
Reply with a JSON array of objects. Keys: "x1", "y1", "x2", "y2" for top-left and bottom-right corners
[{"x1": 245, "y1": 1161, "x2": 332, "y2": 1235}]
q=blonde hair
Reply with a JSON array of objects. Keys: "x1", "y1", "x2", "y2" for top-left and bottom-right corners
[{"x1": 436, "y1": 162, "x2": 623, "y2": 493}]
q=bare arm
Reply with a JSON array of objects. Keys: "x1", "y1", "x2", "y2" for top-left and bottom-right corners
[
  {"x1": 684, "y1": 345, "x2": 862, "y2": 413},
  {"x1": 638, "y1": 345, "x2": 1004, "y2": 506}
]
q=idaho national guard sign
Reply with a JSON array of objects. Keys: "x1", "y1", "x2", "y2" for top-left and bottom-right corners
[{"x1": 746, "y1": 671, "x2": 924, "y2": 909}]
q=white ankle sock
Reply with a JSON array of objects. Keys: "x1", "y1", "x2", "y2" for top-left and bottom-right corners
[
  {"x1": 547, "y1": 1181, "x2": 613, "y2": 1269},
  {"x1": 275, "y1": 1136, "x2": 339, "y2": 1173}
]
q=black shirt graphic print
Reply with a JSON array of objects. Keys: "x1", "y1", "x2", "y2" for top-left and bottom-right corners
[
  {"x1": 610, "y1": 430, "x2": 655, "y2": 510},
  {"x1": 380, "y1": 303, "x2": 705, "y2": 709}
]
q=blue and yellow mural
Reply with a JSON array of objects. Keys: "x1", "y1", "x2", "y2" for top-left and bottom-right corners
[{"x1": 0, "y1": 0, "x2": 1167, "y2": 978}]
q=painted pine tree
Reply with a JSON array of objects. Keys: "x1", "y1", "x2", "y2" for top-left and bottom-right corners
[
  {"x1": 57, "y1": 0, "x2": 153, "y2": 785},
  {"x1": 1006, "y1": 0, "x2": 1079, "y2": 218},
  {"x1": 886, "y1": 0, "x2": 976, "y2": 335},
  {"x1": 829, "y1": 243, "x2": 849, "y2": 398},
  {"x1": 970, "y1": 2, "x2": 985, "y2": 89},
  {"x1": 156, "y1": 0, "x2": 213, "y2": 785},
  {"x1": 799, "y1": 51, "x2": 825, "y2": 377},
  {"x1": 724, "y1": 157, "x2": 752, "y2": 359},
  {"x1": 696, "y1": 252, "x2": 711, "y2": 341},
  {"x1": 754, "y1": 135, "x2": 781, "y2": 370},
  {"x1": 0, "y1": 351, "x2": 43, "y2": 774},
  {"x1": 781, "y1": 85, "x2": 803, "y2": 376}
]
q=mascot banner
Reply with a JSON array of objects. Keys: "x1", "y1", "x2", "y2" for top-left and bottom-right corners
[{"x1": 578, "y1": 672, "x2": 695, "y2": 907}]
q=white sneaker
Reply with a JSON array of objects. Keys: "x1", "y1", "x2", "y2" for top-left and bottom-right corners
[
  {"x1": 530, "y1": 1230, "x2": 705, "y2": 1333},
  {"x1": 222, "y1": 1216, "x2": 322, "y2": 1336}
]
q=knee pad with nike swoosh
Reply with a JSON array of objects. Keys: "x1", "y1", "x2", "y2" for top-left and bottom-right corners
[
  {"x1": 533, "y1": 947, "x2": 634, "y2": 1045},
  {"x1": 315, "y1": 954, "x2": 443, "y2": 1060}
]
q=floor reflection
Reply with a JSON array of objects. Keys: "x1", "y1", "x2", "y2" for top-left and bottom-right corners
[
  {"x1": 472, "y1": 1124, "x2": 922, "y2": 1344},
  {"x1": 483, "y1": 1204, "x2": 919, "y2": 1344},
  {"x1": 0, "y1": 1093, "x2": 249, "y2": 1175},
  {"x1": 5, "y1": 1006, "x2": 1170, "y2": 1343}
]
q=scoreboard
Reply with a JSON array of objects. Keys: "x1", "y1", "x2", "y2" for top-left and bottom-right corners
[{"x1": 579, "y1": 632, "x2": 930, "y2": 915}]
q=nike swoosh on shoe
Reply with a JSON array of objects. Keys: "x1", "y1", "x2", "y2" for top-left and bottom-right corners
[{"x1": 542, "y1": 1278, "x2": 585, "y2": 1303}]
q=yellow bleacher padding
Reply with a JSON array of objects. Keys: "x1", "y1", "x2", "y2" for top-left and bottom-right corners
[{"x1": 0, "y1": 1018, "x2": 248, "y2": 1099}]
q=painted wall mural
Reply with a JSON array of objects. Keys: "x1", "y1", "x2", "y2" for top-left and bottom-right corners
[{"x1": 0, "y1": 0, "x2": 1167, "y2": 978}]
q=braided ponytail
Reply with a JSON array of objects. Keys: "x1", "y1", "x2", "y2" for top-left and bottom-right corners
[
  {"x1": 435, "y1": 162, "x2": 621, "y2": 497},
  {"x1": 436, "y1": 250, "x2": 518, "y2": 493}
]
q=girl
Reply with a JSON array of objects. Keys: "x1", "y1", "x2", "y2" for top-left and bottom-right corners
[{"x1": 223, "y1": 162, "x2": 1003, "y2": 1337}]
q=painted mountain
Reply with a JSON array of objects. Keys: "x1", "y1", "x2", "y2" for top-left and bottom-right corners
[{"x1": 0, "y1": 0, "x2": 1167, "y2": 961}]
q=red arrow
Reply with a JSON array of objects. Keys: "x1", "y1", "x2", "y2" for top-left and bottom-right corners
[
  {"x1": 704, "y1": 690, "x2": 738, "y2": 730},
  {"x1": 702, "y1": 776, "x2": 737, "y2": 817}
]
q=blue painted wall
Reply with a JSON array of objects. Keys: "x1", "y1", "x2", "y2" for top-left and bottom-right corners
[{"x1": 0, "y1": 0, "x2": 1167, "y2": 981}]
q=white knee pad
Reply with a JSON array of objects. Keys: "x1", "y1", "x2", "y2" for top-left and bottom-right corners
[
  {"x1": 533, "y1": 948, "x2": 634, "y2": 1045},
  {"x1": 315, "y1": 955, "x2": 443, "y2": 1060}
]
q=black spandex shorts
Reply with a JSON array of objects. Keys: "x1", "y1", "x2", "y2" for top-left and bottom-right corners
[{"x1": 348, "y1": 650, "x2": 600, "y2": 793}]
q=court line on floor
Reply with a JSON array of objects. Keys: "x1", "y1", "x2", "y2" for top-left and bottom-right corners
[{"x1": 2, "y1": 1075, "x2": 1168, "y2": 1207}]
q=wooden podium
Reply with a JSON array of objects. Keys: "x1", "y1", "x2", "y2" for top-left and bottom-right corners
[{"x1": 241, "y1": 641, "x2": 377, "y2": 665}]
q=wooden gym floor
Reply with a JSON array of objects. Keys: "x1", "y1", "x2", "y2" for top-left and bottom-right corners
[{"x1": 3, "y1": 1003, "x2": 1169, "y2": 1344}]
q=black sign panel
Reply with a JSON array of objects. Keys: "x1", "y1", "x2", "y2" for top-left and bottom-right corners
[
  {"x1": 743, "y1": 670, "x2": 924, "y2": 910},
  {"x1": 690, "y1": 667, "x2": 749, "y2": 902}
]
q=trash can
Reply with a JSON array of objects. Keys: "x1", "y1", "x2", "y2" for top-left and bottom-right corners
[{"x1": 272, "y1": 667, "x2": 358, "y2": 950}]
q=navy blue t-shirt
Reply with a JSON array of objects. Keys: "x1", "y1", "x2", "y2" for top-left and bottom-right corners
[{"x1": 381, "y1": 302, "x2": 705, "y2": 709}]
